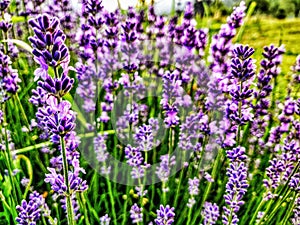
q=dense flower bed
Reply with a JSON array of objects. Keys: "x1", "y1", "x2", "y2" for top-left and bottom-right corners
[{"x1": 0, "y1": 0, "x2": 299, "y2": 225}]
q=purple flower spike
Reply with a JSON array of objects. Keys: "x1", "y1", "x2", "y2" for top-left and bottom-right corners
[
  {"x1": 29, "y1": 14, "x2": 70, "y2": 69},
  {"x1": 223, "y1": 144, "x2": 248, "y2": 225},
  {"x1": 292, "y1": 197, "x2": 300, "y2": 224},
  {"x1": 0, "y1": 0, "x2": 9, "y2": 11},
  {"x1": 188, "y1": 177, "x2": 200, "y2": 196},
  {"x1": 125, "y1": 145, "x2": 143, "y2": 167},
  {"x1": 130, "y1": 203, "x2": 143, "y2": 224},
  {"x1": 154, "y1": 205, "x2": 175, "y2": 225},
  {"x1": 134, "y1": 124, "x2": 154, "y2": 151},
  {"x1": 100, "y1": 214, "x2": 111, "y2": 225},
  {"x1": 230, "y1": 45, "x2": 255, "y2": 82},
  {"x1": 16, "y1": 200, "x2": 41, "y2": 225},
  {"x1": 226, "y1": 146, "x2": 247, "y2": 162},
  {"x1": 227, "y1": 1, "x2": 247, "y2": 29},
  {"x1": 0, "y1": 50, "x2": 21, "y2": 97},
  {"x1": 39, "y1": 74, "x2": 74, "y2": 97},
  {"x1": 202, "y1": 202, "x2": 220, "y2": 225}
]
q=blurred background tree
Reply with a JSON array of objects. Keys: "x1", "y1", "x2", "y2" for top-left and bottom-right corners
[{"x1": 136, "y1": 0, "x2": 300, "y2": 18}]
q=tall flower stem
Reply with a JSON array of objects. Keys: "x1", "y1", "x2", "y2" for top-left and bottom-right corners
[
  {"x1": 248, "y1": 197, "x2": 265, "y2": 224},
  {"x1": 121, "y1": 187, "x2": 129, "y2": 225},
  {"x1": 79, "y1": 192, "x2": 91, "y2": 225},
  {"x1": 1, "y1": 104, "x2": 20, "y2": 204},
  {"x1": 173, "y1": 151, "x2": 186, "y2": 208},
  {"x1": 104, "y1": 161, "x2": 117, "y2": 225},
  {"x1": 258, "y1": 161, "x2": 300, "y2": 224},
  {"x1": 191, "y1": 149, "x2": 223, "y2": 225},
  {"x1": 60, "y1": 136, "x2": 75, "y2": 225},
  {"x1": 281, "y1": 192, "x2": 297, "y2": 225},
  {"x1": 186, "y1": 204, "x2": 193, "y2": 225}
]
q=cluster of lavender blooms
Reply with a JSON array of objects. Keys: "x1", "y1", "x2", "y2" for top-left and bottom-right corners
[
  {"x1": 207, "y1": 1, "x2": 246, "y2": 106},
  {"x1": 16, "y1": 191, "x2": 55, "y2": 225},
  {"x1": 0, "y1": 48, "x2": 21, "y2": 102},
  {"x1": 75, "y1": 0, "x2": 120, "y2": 125},
  {"x1": 0, "y1": 2, "x2": 21, "y2": 103},
  {"x1": 201, "y1": 202, "x2": 220, "y2": 225},
  {"x1": 15, "y1": 0, "x2": 45, "y2": 17},
  {"x1": 222, "y1": 44, "x2": 256, "y2": 146},
  {"x1": 187, "y1": 177, "x2": 200, "y2": 208},
  {"x1": 100, "y1": 214, "x2": 111, "y2": 225},
  {"x1": 222, "y1": 44, "x2": 254, "y2": 225},
  {"x1": 130, "y1": 203, "x2": 143, "y2": 224},
  {"x1": 25, "y1": 13, "x2": 87, "y2": 223},
  {"x1": 263, "y1": 98, "x2": 300, "y2": 199},
  {"x1": 154, "y1": 205, "x2": 175, "y2": 225},
  {"x1": 223, "y1": 146, "x2": 248, "y2": 225},
  {"x1": 251, "y1": 44, "x2": 285, "y2": 149},
  {"x1": 2, "y1": 0, "x2": 300, "y2": 224}
]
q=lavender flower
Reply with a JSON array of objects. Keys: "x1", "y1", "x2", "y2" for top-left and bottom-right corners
[
  {"x1": 0, "y1": 49, "x2": 21, "y2": 99},
  {"x1": 28, "y1": 14, "x2": 70, "y2": 77},
  {"x1": 0, "y1": 0, "x2": 9, "y2": 11},
  {"x1": 100, "y1": 214, "x2": 111, "y2": 225},
  {"x1": 130, "y1": 203, "x2": 143, "y2": 224},
  {"x1": 16, "y1": 191, "x2": 52, "y2": 225},
  {"x1": 178, "y1": 112, "x2": 209, "y2": 152},
  {"x1": 28, "y1": 14, "x2": 87, "y2": 224},
  {"x1": 16, "y1": 199, "x2": 41, "y2": 225},
  {"x1": 201, "y1": 202, "x2": 220, "y2": 225},
  {"x1": 207, "y1": 1, "x2": 247, "y2": 109},
  {"x1": 263, "y1": 139, "x2": 299, "y2": 199},
  {"x1": 222, "y1": 162, "x2": 248, "y2": 225},
  {"x1": 187, "y1": 177, "x2": 200, "y2": 208},
  {"x1": 223, "y1": 146, "x2": 248, "y2": 225},
  {"x1": 154, "y1": 205, "x2": 175, "y2": 225},
  {"x1": 38, "y1": 74, "x2": 74, "y2": 98},
  {"x1": 75, "y1": 62, "x2": 96, "y2": 113},
  {"x1": 21, "y1": 177, "x2": 30, "y2": 187},
  {"x1": 251, "y1": 44, "x2": 285, "y2": 147},
  {"x1": 292, "y1": 197, "x2": 300, "y2": 225},
  {"x1": 94, "y1": 134, "x2": 109, "y2": 162},
  {"x1": 188, "y1": 177, "x2": 200, "y2": 196},
  {"x1": 125, "y1": 145, "x2": 143, "y2": 167},
  {"x1": 45, "y1": 167, "x2": 87, "y2": 195},
  {"x1": 36, "y1": 97, "x2": 76, "y2": 136},
  {"x1": 156, "y1": 154, "x2": 176, "y2": 183},
  {"x1": 134, "y1": 124, "x2": 153, "y2": 151}
]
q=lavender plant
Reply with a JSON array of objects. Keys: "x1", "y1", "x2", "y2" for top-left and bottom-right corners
[{"x1": 0, "y1": 0, "x2": 300, "y2": 225}]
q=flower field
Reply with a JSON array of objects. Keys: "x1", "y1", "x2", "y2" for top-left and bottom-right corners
[{"x1": 0, "y1": 0, "x2": 300, "y2": 224}]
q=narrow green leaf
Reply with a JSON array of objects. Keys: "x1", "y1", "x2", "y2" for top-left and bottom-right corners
[
  {"x1": 1, "y1": 39, "x2": 33, "y2": 53},
  {"x1": 236, "y1": 1, "x2": 257, "y2": 43},
  {"x1": 11, "y1": 16, "x2": 26, "y2": 23}
]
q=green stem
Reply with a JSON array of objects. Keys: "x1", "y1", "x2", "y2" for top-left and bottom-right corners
[
  {"x1": 3, "y1": 123, "x2": 20, "y2": 204},
  {"x1": 162, "y1": 181, "x2": 167, "y2": 205},
  {"x1": 186, "y1": 203, "x2": 193, "y2": 225},
  {"x1": 60, "y1": 136, "x2": 75, "y2": 225},
  {"x1": 0, "y1": 191, "x2": 13, "y2": 215},
  {"x1": 80, "y1": 192, "x2": 91, "y2": 225},
  {"x1": 191, "y1": 149, "x2": 223, "y2": 224},
  {"x1": 106, "y1": 173, "x2": 117, "y2": 225},
  {"x1": 173, "y1": 155, "x2": 185, "y2": 208},
  {"x1": 281, "y1": 193, "x2": 297, "y2": 225},
  {"x1": 121, "y1": 187, "x2": 129, "y2": 225},
  {"x1": 249, "y1": 198, "x2": 265, "y2": 225},
  {"x1": 261, "y1": 190, "x2": 292, "y2": 225},
  {"x1": 14, "y1": 94, "x2": 30, "y2": 129}
]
